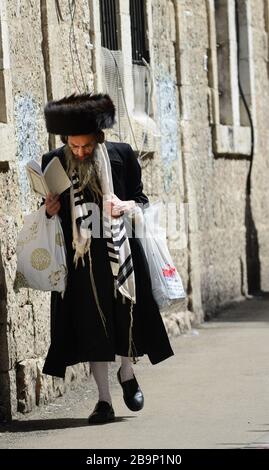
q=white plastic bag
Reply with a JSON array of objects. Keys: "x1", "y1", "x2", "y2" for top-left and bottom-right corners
[
  {"x1": 16, "y1": 205, "x2": 67, "y2": 295},
  {"x1": 139, "y1": 203, "x2": 185, "y2": 309}
]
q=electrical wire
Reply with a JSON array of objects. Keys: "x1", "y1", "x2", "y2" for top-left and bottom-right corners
[
  {"x1": 56, "y1": 1, "x2": 156, "y2": 158},
  {"x1": 68, "y1": 0, "x2": 82, "y2": 93},
  {"x1": 68, "y1": 0, "x2": 88, "y2": 93},
  {"x1": 55, "y1": 0, "x2": 64, "y2": 23}
]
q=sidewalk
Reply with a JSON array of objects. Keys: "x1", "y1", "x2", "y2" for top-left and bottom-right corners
[{"x1": 1, "y1": 296, "x2": 269, "y2": 449}]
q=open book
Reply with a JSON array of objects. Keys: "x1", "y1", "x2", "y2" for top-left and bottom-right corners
[{"x1": 26, "y1": 157, "x2": 71, "y2": 198}]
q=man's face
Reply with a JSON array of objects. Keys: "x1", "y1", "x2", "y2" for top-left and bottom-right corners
[{"x1": 67, "y1": 134, "x2": 97, "y2": 161}]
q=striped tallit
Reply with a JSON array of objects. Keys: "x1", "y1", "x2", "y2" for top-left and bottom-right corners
[{"x1": 71, "y1": 143, "x2": 136, "y2": 304}]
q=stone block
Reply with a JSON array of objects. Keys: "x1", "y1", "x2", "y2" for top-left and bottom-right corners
[
  {"x1": 180, "y1": 85, "x2": 209, "y2": 122},
  {"x1": 16, "y1": 359, "x2": 38, "y2": 413},
  {"x1": 13, "y1": 304, "x2": 35, "y2": 362},
  {"x1": 177, "y1": 1, "x2": 208, "y2": 48},
  {"x1": 179, "y1": 47, "x2": 209, "y2": 86}
]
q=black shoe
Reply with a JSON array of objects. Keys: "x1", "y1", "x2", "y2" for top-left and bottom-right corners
[
  {"x1": 88, "y1": 401, "x2": 115, "y2": 424},
  {"x1": 117, "y1": 367, "x2": 144, "y2": 412}
]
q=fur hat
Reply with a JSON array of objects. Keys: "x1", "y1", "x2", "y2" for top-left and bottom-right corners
[{"x1": 44, "y1": 93, "x2": 115, "y2": 136}]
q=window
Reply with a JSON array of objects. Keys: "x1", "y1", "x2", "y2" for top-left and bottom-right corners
[
  {"x1": 130, "y1": 0, "x2": 149, "y2": 64},
  {"x1": 236, "y1": 0, "x2": 252, "y2": 126},
  {"x1": 94, "y1": 0, "x2": 156, "y2": 148},
  {"x1": 214, "y1": 0, "x2": 233, "y2": 126},
  {"x1": 130, "y1": 0, "x2": 152, "y2": 117},
  {"x1": 208, "y1": 0, "x2": 254, "y2": 156},
  {"x1": 99, "y1": 0, "x2": 119, "y2": 50}
]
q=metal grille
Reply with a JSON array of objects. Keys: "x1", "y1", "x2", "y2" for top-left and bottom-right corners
[
  {"x1": 100, "y1": 0, "x2": 118, "y2": 50},
  {"x1": 101, "y1": 48, "x2": 130, "y2": 142},
  {"x1": 130, "y1": 0, "x2": 149, "y2": 64}
]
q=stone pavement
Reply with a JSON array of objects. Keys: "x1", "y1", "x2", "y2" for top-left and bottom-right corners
[{"x1": 0, "y1": 296, "x2": 269, "y2": 449}]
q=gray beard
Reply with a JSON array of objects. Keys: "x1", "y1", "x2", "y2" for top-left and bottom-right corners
[{"x1": 64, "y1": 145, "x2": 102, "y2": 197}]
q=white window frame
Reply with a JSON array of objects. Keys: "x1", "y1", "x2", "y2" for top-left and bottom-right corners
[
  {"x1": 0, "y1": 8, "x2": 7, "y2": 124},
  {"x1": 0, "y1": 0, "x2": 15, "y2": 162},
  {"x1": 207, "y1": 0, "x2": 255, "y2": 156}
]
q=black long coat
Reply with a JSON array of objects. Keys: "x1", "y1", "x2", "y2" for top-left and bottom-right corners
[{"x1": 41, "y1": 141, "x2": 174, "y2": 378}]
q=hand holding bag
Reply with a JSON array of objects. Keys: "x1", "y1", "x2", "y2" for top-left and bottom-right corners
[
  {"x1": 16, "y1": 205, "x2": 67, "y2": 295},
  {"x1": 139, "y1": 202, "x2": 186, "y2": 309}
]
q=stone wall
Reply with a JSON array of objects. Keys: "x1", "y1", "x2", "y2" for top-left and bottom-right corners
[
  {"x1": 0, "y1": 0, "x2": 94, "y2": 421},
  {"x1": 176, "y1": 0, "x2": 269, "y2": 316},
  {"x1": 249, "y1": 0, "x2": 269, "y2": 292}
]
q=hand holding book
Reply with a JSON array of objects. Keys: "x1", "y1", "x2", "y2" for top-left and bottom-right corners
[
  {"x1": 26, "y1": 157, "x2": 71, "y2": 198},
  {"x1": 45, "y1": 193, "x2": 61, "y2": 217}
]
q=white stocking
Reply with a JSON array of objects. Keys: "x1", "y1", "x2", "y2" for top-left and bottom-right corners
[
  {"x1": 120, "y1": 356, "x2": 134, "y2": 382},
  {"x1": 90, "y1": 361, "x2": 112, "y2": 405}
]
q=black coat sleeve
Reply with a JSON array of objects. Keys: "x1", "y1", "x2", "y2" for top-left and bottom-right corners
[
  {"x1": 124, "y1": 144, "x2": 149, "y2": 206},
  {"x1": 40, "y1": 150, "x2": 63, "y2": 218},
  {"x1": 39, "y1": 154, "x2": 48, "y2": 208},
  {"x1": 41, "y1": 154, "x2": 46, "y2": 173}
]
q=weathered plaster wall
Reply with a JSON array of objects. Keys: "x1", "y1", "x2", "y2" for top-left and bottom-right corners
[
  {"x1": 150, "y1": 0, "x2": 189, "y2": 332},
  {"x1": 0, "y1": 1, "x2": 56, "y2": 421},
  {"x1": 40, "y1": 0, "x2": 94, "y2": 100},
  {"x1": 0, "y1": 0, "x2": 93, "y2": 421},
  {"x1": 176, "y1": 0, "x2": 263, "y2": 316}
]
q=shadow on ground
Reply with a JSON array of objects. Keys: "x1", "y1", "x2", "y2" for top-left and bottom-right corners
[
  {"x1": 0, "y1": 416, "x2": 135, "y2": 433},
  {"x1": 206, "y1": 294, "x2": 269, "y2": 323}
]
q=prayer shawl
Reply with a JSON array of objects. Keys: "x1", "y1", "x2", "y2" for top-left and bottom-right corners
[{"x1": 70, "y1": 143, "x2": 136, "y2": 306}]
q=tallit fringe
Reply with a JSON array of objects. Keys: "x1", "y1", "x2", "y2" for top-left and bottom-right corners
[
  {"x1": 72, "y1": 239, "x2": 90, "y2": 268},
  {"x1": 128, "y1": 300, "x2": 134, "y2": 359},
  {"x1": 128, "y1": 300, "x2": 138, "y2": 364},
  {"x1": 114, "y1": 282, "x2": 127, "y2": 304},
  {"x1": 88, "y1": 251, "x2": 108, "y2": 338}
]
